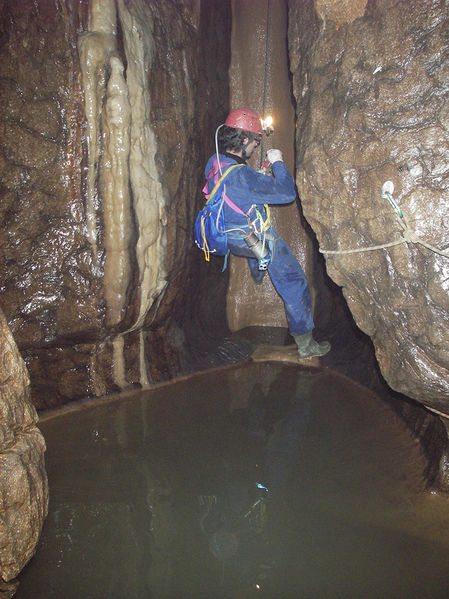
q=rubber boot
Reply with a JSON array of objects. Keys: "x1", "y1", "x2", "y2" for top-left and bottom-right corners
[{"x1": 293, "y1": 331, "x2": 331, "y2": 358}]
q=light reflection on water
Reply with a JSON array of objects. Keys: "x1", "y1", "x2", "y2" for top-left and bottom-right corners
[{"x1": 16, "y1": 363, "x2": 449, "y2": 599}]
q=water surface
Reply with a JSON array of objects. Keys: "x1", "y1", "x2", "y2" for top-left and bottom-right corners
[{"x1": 16, "y1": 363, "x2": 449, "y2": 598}]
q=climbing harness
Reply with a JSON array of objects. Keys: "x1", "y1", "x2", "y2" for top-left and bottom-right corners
[
  {"x1": 195, "y1": 158, "x2": 273, "y2": 271},
  {"x1": 320, "y1": 181, "x2": 449, "y2": 259},
  {"x1": 196, "y1": 147, "x2": 273, "y2": 269},
  {"x1": 194, "y1": 163, "x2": 243, "y2": 262}
]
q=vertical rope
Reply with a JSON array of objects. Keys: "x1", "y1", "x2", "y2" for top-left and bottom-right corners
[
  {"x1": 259, "y1": 0, "x2": 271, "y2": 168},
  {"x1": 262, "y1": 0, "x2": 271, "y2": 118}
]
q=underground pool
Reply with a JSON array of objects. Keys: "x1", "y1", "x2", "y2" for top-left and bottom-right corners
[{"x1": 15, "y1": 362, "x2": 449, "y2": 599}]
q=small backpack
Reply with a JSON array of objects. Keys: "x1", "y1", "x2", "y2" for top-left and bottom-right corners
[{"x1": 194, "y1": 163, "x2": 243, "y2": 261}]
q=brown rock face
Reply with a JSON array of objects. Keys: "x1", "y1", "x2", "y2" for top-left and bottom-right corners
[
  {"x1": 1, "y1": 0, "x2": 448, "y2": 446},
  {"x1": 0, "y1": 0, "x2": 97, "y2": 406},
  {"x1": 1, "y1": 0, "x2": 449, "y2": 581},
  {"x1": 0, "y1": 308, "x2": 48, "y2": 590},
  {"x1": 227, "y1": 0, "x2": 312, "y2": 332},
  {"x1": 289, "y1": 0, "x2": 449, "y2": 413},
  {"x1": 0, "y1": 0, "x2": 232, "y2": 407}
]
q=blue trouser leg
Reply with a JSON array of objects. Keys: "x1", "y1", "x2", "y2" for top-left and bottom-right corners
[
  {"x1": 247, "y1": 256, "x2": 266, "y2": 283},
  {"x1": 227, "y1": 230, "x2": 314, "y2": 336},
  {"x1": 267, "y1": 236, "x2": 314, "y2": 335}
]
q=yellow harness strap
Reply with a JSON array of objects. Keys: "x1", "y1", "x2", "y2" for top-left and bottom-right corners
[
  {"x1": 200, "y1": 215, "x2": 210, "y2": 261},
  {"x1": 201, "y1": 164, "x2": 272, "y2": 261},
  {"x1": 201, "y1": 163, "x2": 243, "y2": 261},
  {"x1": 204, "y1": 164, "x2": 243, "y2": 206},
  {"x1": 249, "y1": 204, "x2": 271, "y2": 233}
]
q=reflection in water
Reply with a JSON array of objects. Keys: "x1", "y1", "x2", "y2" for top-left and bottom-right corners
[
  {"x1": 197, "y1": 371, "x2": 313, "y2": 595},
  {"x1": 15, "y1": 363, "x2": 449, "y2": 599}
]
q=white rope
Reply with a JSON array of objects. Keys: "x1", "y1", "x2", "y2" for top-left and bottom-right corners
[
  {"x1": 425, "y1": 405, "x2": 449, "y2": 420},
  {"x1": 320, "y1": 238, "x2": 405, "y2": 255},
  {"x1": 320, "y1": 201, "x2": 449, "y2": 258}
]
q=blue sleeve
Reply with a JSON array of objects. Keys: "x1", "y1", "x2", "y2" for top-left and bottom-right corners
[{"x1": 234, "y1": 161, "x2": 296, "y2": 206}]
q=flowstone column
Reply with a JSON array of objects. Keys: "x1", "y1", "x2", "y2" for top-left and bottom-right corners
[{"x1": 226, "y1": 0, "x2": 314, "y2": 333}]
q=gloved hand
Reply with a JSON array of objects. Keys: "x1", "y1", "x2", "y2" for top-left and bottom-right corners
[{"x1": 266, "y1": 149, "x2": 283, "y2": 164}]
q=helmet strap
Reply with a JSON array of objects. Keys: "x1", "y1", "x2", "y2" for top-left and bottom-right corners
[{"x1": 241, "y1": 132, "x2": 257, "y2": 160}]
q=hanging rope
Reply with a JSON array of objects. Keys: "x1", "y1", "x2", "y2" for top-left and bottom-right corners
[
  {"x1": 320, "y1": 188, "x2": 449, "y2": 259},
  {"x1": 262, "y1": 0, "x2": 270, "y2": 119},
  {"x1": 259, "y1": 0, "x2": 271, "y2": 168}
]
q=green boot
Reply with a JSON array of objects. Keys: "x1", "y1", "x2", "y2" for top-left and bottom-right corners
[{"x1": 293, "y1": 331, "x2": 331, "y2": 358}]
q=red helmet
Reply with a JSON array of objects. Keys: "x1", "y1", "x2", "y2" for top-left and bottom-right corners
[{"x1": 224, "y1": 108, "x2": 263, "y2": 134}]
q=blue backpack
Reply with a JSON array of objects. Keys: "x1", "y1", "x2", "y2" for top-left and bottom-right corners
[{"x1": 194, "y1": 163, "x2": 243, "y2": 261}]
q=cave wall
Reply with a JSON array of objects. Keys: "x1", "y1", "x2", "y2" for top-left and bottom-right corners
[
  {"x1": 0, "y1": 0, "x2": 232, "y2": 408},
  {"x1": 0, "y1": 308, "x2": 48, "y2": 595},
  {"x1": 289, "y1": 0, "x2": 449, "y2": 414},
  {"x1": 1, "y1": 0, "x2": 448, "y2": 429},
  {"x1": 224, "y1": 0, "x2": 350, "y2": 347},
  {"x1": 1, "y1": 0, "x2": 449, "y2": 587},
  {"x1": 226, "y1": 0, "x2": 305, "y2": 332}
]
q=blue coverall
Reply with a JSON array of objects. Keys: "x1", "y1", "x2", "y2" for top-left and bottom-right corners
[{"x1": 204, "y1": 153, "x2": 314, "y2": 336}]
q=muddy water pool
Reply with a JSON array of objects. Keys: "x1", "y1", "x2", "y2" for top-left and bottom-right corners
[{"x1": 15, "y1": 363, "x2": 449, "y2": 598}]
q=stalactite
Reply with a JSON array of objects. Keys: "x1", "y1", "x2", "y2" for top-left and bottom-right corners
[
  {"x1": 77, "y1": 0, "x2": 116, "y2": 260},
  {"x1": 116, "y1": 0, "x2": 168, "y2": 331},
  {"x1": 112, "y1": 335, "x2": 127, "y2": 390},
  {"x1": 102, "y1": 53, "x2": 132, "y2": 327},
  {"x1": 78, "y1": 0, "x2": 168, "y2": 390}
]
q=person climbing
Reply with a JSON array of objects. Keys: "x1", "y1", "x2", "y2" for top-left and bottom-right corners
[{"x1": 204, "y1": 107, "x2": 330, "y2": 359}]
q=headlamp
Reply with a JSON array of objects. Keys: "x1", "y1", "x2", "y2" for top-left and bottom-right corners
[{"x1": 261, "y1": 115, "x2": 273, "y2": 135}]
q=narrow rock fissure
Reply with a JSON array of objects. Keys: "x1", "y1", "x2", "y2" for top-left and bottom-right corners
[{"x1": 1, "y1": 0, "x2": 449, "y2": 593}]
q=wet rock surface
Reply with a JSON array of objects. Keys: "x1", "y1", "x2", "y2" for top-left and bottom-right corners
[
  {"x1": 289, "y1": 0, "x2": 449, "y2": 413},
  {"x1": 0, "y1": 0, "x2": 97, "y2": 406},
  {"x1": 0, "y1": 0, "x2": 446, "y2": 456},
  {"x1": 0, "y1": 0, "x2": 231, "y2": 407},
  {"x1": 1, "y1": 0, "x2": 449, "y2": 586},
  {"x1": 227, "y1": 0, "x2": 306, "y2": 332},
  {"x1": 0, "y1": 309, "x2": 48, "y2": 593}
]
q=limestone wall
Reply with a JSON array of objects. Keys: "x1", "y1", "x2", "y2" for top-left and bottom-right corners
[
  {"x1": 227, "y1": 0, "x2": 305, "y2": 331},
  {"x1": 290, "y1": 0, "x2": 449, "y2": 414},
  {"x1": 0, "y1": 309, "x2": 48, "y2": 596},
  {"x1": 1, "y1": 0, "x2": 448, "y2": 434},
  {"x1": 0, "y1": 0, "x2": 231, "y2": 408}
]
